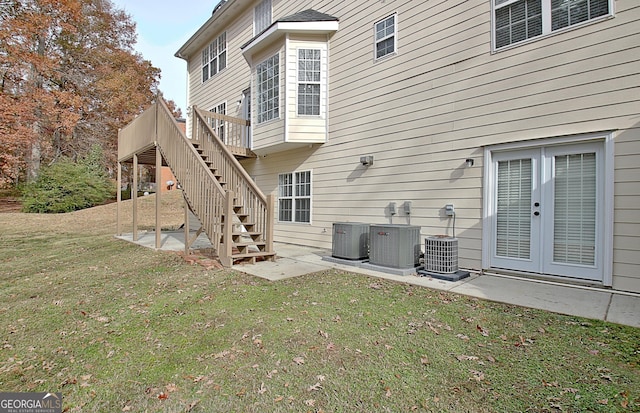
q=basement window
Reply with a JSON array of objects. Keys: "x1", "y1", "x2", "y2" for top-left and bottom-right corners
[{"x1": 278, "y1": 171, "x2": 311, "y2": 223}]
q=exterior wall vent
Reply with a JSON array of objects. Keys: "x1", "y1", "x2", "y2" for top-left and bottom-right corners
[
  {"x1": 369, "y1": 224, "x2": 421, "y2": 268},
  {"x1": 332, "y1": 222, "x2": 370, "y2": 260},
  {"x1": 424, "y1": 236, "x2": 458, "y2": 274}
]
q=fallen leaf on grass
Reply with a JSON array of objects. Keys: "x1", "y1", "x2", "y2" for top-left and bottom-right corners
[
  {"x1": 456, "y1": 355, "x2": 479, "y2": 362},
  {"x1": 305, "y1": 399, "x2": 316, "y2": 407},
  {"x1": 307, "y1": 382, "x2": 322, "y2": 392},
  {"x1": 274, "y1": 396, "x2": 284, "y2": 403},
  {"x1": 257, "y1": 382, "x2": 267, "y2": 395},
  {"x1": 157, "y1": 392, "x2": 168, "y2": 400},
  {"x1": 426, "y1": 322, "x2": 440, "y2": 335},
  {"x1": 476, "y1": 325, "x2": 489, "y2": 337},
  {"x1": 266, "y1": 369, "x2": 278, "y2": 379},
  {"x1": 456, "y1": 334, "x2": 470, "y2": 341},
  {"x1": 470, "y1": 370, "x2": 485, "y2": 381},
  {"x1": 293, "y1": 357, "x2": 305, "y2": 365},
  {"x1": 185, "y1": 400, "x2": 200, "y2": 412},
  {"x1": 598, "y1": 399, "x2": 608, "y2": 405},
  {"x1": 420, "y1": 356, "x2": 430, "y2": 365}
]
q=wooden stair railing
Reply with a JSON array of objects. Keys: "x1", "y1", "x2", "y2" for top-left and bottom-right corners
[
  {"x1": 190, "y1": 105, "x2": 275, "y2": 265},
  {"x1": 152, "y1": 99, "x2": 274, "y2": 266}
]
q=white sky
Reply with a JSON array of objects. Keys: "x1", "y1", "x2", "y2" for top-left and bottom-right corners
[{"x1": 110, "y1": 0, "x2": 219, "y2": 113}]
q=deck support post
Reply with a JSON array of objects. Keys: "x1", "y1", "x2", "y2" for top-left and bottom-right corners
[
  {"x1": 184, "y1": 193, "x2": 189, "y2": 256},
  {"x1": 266, "y1": 194, "x2": 275, "y2": 260},
  {"x1": 155, "y1": 145, "x2": 162, "y2": 249},
  {"x1": 116, "y1": 161, "x2": 122, "y2": 236},
  {"x1": 219, "y1": 190, "x2": 234, "y2": 267},
  {"x1": 132, "y1": 154, "x2": 138, "y2": 241}
]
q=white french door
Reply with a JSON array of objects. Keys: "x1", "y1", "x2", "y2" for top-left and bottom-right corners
[{"x1": 488, "y1": 142, "x2": 604, "y2": 282}]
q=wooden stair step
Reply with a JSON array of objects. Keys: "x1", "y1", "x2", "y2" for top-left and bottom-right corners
[
  {"x1": 234, "y1": 241, "x2": 266, "y2": 248},
  {"x1": 232, "y1": 231, "x2": 261, "y2": 237},
  {"x1": 231, "y1": 251, "x2": 276, "y2": 259}
]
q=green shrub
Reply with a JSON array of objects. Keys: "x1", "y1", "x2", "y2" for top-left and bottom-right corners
[{"x1": 21, "y1": 158, "x2": 115, "y2": 213}]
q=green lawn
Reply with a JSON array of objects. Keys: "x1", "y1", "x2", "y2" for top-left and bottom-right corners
[{"x1": 0, "y1": 203, "x2": 638, "y2": 412}]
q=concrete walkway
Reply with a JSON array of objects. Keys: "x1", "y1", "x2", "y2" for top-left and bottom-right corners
[{"x1": 117, "y1": 231, "x2": 640, "y2": 328}]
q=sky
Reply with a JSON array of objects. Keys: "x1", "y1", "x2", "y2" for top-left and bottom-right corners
[{"x1": 109, "y1": 0, "x2": 220, "y2": 114}]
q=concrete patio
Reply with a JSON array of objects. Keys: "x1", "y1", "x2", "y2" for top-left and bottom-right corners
[{"x1": 116, "y1": 230, "x2": 640, "y2": 328}]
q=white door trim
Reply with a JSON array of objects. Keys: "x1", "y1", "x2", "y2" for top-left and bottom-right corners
[{"x1": 482, "y1": 132, "x2": 614, "y2": 286}]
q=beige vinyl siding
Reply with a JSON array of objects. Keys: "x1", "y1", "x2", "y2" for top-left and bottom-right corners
[
  {"x1": 612, "y1": 123, "x2": 640, "y2": 292},
  {"x1": 186, "y1": 10, "x2": 254, "y2": 138},
  {"x1": 185, "y1": 0, "x2": 640, "y2": 292}
]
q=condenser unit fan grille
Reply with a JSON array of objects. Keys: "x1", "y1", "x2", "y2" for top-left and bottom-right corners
[{"x1": 424, "y1": 236, "x2": 458, "y2": 274}]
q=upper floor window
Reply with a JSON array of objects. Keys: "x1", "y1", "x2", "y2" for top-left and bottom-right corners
[
  {"x1": 256, "y1": 53, "x2": 279, "y2": 124},
  {"x1": 297, "y1": 49, "x2": 321, "y2": 116},
  {"x1": 375, "y1": 14, "x2": 397, "y2": 60},
  {"x1": 278, "y1": 171, "x2": 312, "y2": 223},
  {"x1": 210, "y1": 102, "x2": 226, "y2": 142},
  {"x1": 202, "y1": 32, "x2": 227, "y2": 82},
  {"x1": 254, "y1": 0, "x2": 272, "y2": 35},
  {"x1": 494, "y1": 0, "x2": 611, "y2": 49}
]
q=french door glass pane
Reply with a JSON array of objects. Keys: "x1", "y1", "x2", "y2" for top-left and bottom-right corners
[
  {"x1": 496, "y1": 159, "x2": 532, "y2": 259},
  {"x1": 553, "y1": 153, "x2": 596, "y2": 265}
]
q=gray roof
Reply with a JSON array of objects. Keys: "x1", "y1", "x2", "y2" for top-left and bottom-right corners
[
  {"x1": 276, "y1": 9, "x2": 339, "y2": 23},
  {"x1": 241, "y1": 9, "x2": 339, "y2": 50}
]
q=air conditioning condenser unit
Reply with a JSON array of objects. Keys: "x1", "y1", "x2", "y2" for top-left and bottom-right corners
[
  {"x1": 369, "y1": 224, "x2": 420, "y2": 269},
  {"x1": 332, "y1": 222, "x2": 370, "y2": 260},
  {"x1": 419, "y1": 236, "x2": 470, "y2": 281}
]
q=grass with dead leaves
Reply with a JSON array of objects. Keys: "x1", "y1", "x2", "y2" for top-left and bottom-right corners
[{"x1": 0, "y1": 197, "x2": 638, "y2": 412}]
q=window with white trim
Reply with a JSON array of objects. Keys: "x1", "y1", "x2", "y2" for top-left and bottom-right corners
[
  {"x1": 254, "y1": 0, "x2": 272, "y2": 35},
  {"x1": 297, "y1": 49, "x2": 321, "y2": 116},
  {"x1": 374, "y1": 14, "x2": 397, "y2": 60},
  {"x1": 494, "y1": 0, "x2": 611, "y2": 49},
  {"x1": 202, "y1": 32, "x2": 227, "y2": 82},
  {"x1": 256, "y1": 53, "x2": 279, "y2": 124},
  {"x1": 210, "y1": 102, "x2": 226, "y2": 142},
  {"x1": 278, "y1": 171, "x2": 311, "y2": 223}
]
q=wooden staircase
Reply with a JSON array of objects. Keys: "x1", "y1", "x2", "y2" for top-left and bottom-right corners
[
  {"x1": 117, "y1": 98, "x2": 275, "y2": 266},
  {"x1": 191, "y1": 142, "x2": 275, "y2": 264}
]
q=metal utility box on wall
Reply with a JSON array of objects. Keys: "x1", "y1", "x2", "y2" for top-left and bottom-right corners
[
  {"x1": 369, "y1": 224, "x2": 421, "y2": 268},
  {"x1": 332, "y1": 222, "x2": 370, "y2": 260}
]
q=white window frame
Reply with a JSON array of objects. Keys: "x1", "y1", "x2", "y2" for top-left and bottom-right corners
[
  {"x1": 254, "y1": 0, "x2": 272, "y2": 36},
  {"x1": 202, "y1": 32, "x2": 227, "y2": 82},
  {"x1": 278, "y1": 170, "x2": 312, "y2": 224},
  {"x1": 374, "y1": 14, "x2": 398, "y2": 61},
  {"x1": 209, "y1": 101, "x2": 226, "y2": 143},
  {"x1": 256, "y1": 53, "x2": 280, "y2": 124},
  {"x1": 296, "y1": 48, "x2": 322, "y2": 117},
  {"x1": 491, "y1": 0, "x2": 614, "y2": 51}
]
